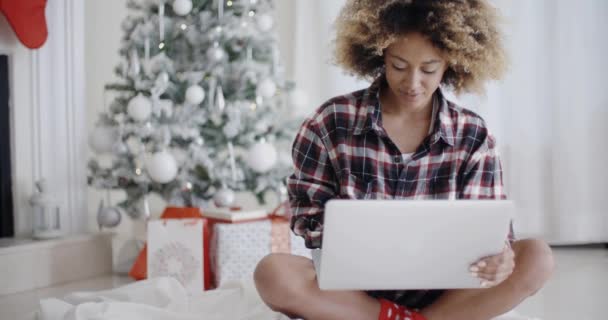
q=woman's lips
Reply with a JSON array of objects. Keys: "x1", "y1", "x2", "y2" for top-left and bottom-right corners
[{"x1": 401, "y1": 92, "x2": 422, "y2": 101}]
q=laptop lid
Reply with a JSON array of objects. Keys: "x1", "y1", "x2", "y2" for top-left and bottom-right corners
[{"x1": 316, "y1": 200, "x2": 514, "y2": 290}]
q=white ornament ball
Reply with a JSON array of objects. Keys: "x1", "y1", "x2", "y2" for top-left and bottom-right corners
[
  {"x1": 89, "y1": 126, "x2": 118, "y2": 154},
  {"x1": 127, "y1": 93, "x2": 152, "y2": 122},
  {"x1": 256, "y1": 78, "x2": 277, "y2": 98},
  {"x1": 257, "y1": 14, "x2": 274, "y2": 32},
  {"x1": 172, "y1": 0, "x2": 192, "y2": 16},
  {"x1": 206, "y1": 46, "x2": 226, "y2": 62},
  {"x1": 145, "y1": 150, "x2": 178, "y2": 184},
  {"x1": 246, "y1": 141, "x2": 278, "y2": 173},
  {"x1": 98, "y1": 206, "x2": 122, "y2": 228},
  {"x1": 185, "y1": 84, "x2": 205, "y2": 105},
  {"x1": 223, "y1": 122, "x2": 239, "y2": 138},
  {"x1": 213, "y1": 187, "x2": 235, "y2": 208}
]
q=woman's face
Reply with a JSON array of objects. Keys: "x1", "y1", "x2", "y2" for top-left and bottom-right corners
[{"x1": 383, "y1": 32, "x2": 448, "y2": 112}]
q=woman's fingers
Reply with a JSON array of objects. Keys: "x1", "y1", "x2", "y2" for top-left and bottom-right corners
[{"x1": 470, "y1": 245, "x2": 516, "y2": 284}]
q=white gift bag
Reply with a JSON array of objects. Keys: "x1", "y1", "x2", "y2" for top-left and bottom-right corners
[{"x1": 148, "y1": 219, "x2": 205, "y2": 293}]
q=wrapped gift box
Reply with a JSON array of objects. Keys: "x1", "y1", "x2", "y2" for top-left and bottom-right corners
[
  {"x1": 129, "y1": 207, "x2": 213, "y2": 290},
  {"x1": 148, "y1": 218, "x2": 206, "y2": 293},
  {"x1": 207, "y1": 214, "x2": 311, "y2": 287}
]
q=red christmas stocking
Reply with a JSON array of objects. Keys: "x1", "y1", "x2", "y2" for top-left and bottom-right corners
[{"x1": 0, "y1": 0, "x2": 48, "y2": 49}]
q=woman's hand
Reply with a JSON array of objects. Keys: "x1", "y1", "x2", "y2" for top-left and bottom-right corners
[{"x1": 470, "y1": 242, "x2": 515, "y2": 288}]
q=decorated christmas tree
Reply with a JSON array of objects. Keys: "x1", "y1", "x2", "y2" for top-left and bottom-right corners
[{"x1": 88, "y1": 0, "x2": 304, "y2": 222}]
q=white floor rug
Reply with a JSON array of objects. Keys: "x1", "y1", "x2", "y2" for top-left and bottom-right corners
[{"x1": 37, "y1": 277, "x2": 540, "y2": 320}]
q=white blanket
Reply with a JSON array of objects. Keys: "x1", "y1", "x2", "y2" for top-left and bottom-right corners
[{"x1": 37, "y1": 277, "x2": 540, "y2": 320}]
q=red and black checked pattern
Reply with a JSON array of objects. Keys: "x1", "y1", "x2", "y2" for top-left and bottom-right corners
[{"x1": 287, "y1": 77, "x2": 510, "y2": 250}]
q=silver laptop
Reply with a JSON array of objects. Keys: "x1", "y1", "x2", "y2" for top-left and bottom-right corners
[{"x1": 312, "y1": 200, "x2": 514, "y2": 290}]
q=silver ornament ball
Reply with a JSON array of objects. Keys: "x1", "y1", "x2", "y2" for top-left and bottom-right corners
[
  {"x1": 185, "y1": 84, "x2": 205, "y2": 105},
  {"x1": 97, "y1": 205, "x2": 122, "y2": 228},
  {"x1": 127, "y1": 93, "x2": 152, "y2": 122},
  {"x1": 172, "y1": 0, "x2": 192, "y2": 16},
  {"x1": 145, "y1": 151, "x2": 179, "y2": 184},
  {"x1": 246, "y1": 141, "x2": 278, "y2": 173},
  {"x1": 207, "y1": 46, "x2": 226, "y2": 62},
  {"x1": 89, "y1": 126, "x2": 118, "y2": 154},
  {"x1": 213, "y1": 187, "x2": 235, "y2": 208}
]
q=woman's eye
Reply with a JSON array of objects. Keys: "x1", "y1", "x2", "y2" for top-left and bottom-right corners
[
  {"x1": 392, "y1": 64, "x2": 406, "y2": 71},
  {"x1": 422, "y1": 70, "x2": 437, "y2": 74}
]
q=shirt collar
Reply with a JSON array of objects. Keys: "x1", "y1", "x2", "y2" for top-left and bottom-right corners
[{"x1": 354, "y1": 76, "x2": 455, "y2": 147}]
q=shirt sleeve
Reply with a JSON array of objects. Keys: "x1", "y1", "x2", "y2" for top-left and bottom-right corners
[
  {"x1": 287, "y1": 119, "x2": 337, "y2": 249},
  {"x1": 459, "y1": 131, "x2": 515, "y2": 241}
]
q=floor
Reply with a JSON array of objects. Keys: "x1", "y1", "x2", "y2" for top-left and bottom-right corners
[
  {"x1": 513, "y1": 245, "x2": 607, "y2": 320},
  {"x1": 0, "y1": 246, "x2": 605, "y2": 320}
]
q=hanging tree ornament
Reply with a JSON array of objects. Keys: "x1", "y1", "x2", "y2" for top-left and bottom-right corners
[
  {"x1": 206, "y1": 42, "x2": 226, "y2": 63},
  {"x1": 89, "y1": 125, "x2": 118, "y2": 154},
  {"x1": 216, "y1": 85, "x2": 225, "y2": 112},
  {"x1": 246, "y1": 140, "x2": 278, "y2": 173},
  {"x1": 206, "y1": 77, "x2": 217, "y2": 110},
  {"x1": 150, "y1": 71, "x2": 170, "y2": 98},
  {"x1": 97, "y1": 197, "x2": 122, "y2": 229},
  {"x1": 210, "y1": 85, "x2": 225, "y2": 125},
  {"x1": 172, "y1": 0, "x2": 192, "y2": 16},
  {"x1": 158, "y1": 1, "x2": 165, "y2": 48},
  {"x1": 128, "y1": 48, "x2": 141, "y2": 79},
  {"x1": 127, "y1": 93, "x2": 153, "y2": 122},
  {"x1": 145, "y1": 150, "x2": 179, "y2": 184},
  {"x1": 217, "y1": 0, "x2": 224, "y2": 21},
  {"x1": 256, "y1": 78, "x2": 277, "y2": 98},
  {"x1": 213, "y1": 185, "x2": 235, "y2": 208},
  {"x1": 185, "y1": 84, "x2": 205, "y2": 105},
  {"x1": 144, "y1": 37, "x2": 151, "y2": 74},
  {"x1": 256, "y1": 13, "x2": 274, "y2": 32}
]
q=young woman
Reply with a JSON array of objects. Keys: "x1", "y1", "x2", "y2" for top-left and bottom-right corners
[{"x1": 255, "y1": 1, "x2": 554, "y2": 319}]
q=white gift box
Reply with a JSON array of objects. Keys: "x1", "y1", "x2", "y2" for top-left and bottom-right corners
[
  {"x1": 147, "y1": 219, "x2": 205, "y2": 293},
  {"x1": 209, "y1": 217, "x2": 311, "y2": 287}
]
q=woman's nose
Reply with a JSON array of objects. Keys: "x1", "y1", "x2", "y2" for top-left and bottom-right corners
[{"x1": 402, "y1": 70, "x2": 422, "y2": 90}]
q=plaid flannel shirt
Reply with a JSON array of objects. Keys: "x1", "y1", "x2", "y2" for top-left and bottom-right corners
[{"x1": 288, "y1": 77, "x2": 512, "y2": 250}]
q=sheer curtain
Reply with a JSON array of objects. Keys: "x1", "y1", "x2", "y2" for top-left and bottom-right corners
[
  {"x1": 465, "y1": 0, "x2": 608, "y2": 243},
  {"x1": 290, "y1": 0, "x2": 608, "y2": 244}
]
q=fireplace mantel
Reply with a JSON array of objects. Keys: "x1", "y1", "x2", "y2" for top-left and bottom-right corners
[{"x1": 0, "y1": 0, "x2": 86, "y2": 237}]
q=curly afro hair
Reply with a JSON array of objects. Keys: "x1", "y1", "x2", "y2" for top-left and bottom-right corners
[{"x1": 333, "y1": 0, "x2": 508, "y2": 94}]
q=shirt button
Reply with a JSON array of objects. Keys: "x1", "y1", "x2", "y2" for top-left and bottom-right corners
[{"x1": 394, "y1": 156, "x2": 401, "y2": 163}]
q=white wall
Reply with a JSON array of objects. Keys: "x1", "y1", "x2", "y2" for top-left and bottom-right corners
[{"x1": 84, "y1": 1, "x2": 298, "y2": 235}]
